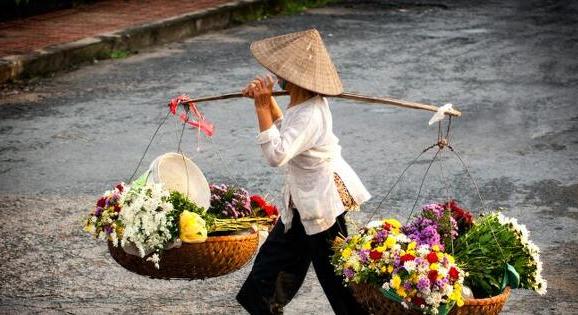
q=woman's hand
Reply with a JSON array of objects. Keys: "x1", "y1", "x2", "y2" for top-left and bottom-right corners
[{"x1": 243, "y1": 75, "x2": 275, "y2": 109}]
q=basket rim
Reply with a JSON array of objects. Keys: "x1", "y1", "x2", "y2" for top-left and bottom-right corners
[
  {"x1": 462, "y1": 286, "x2": 511, "y2": 306},
  {"x1": 203, "y1": 230, "x2": 259, "y2": 242}
]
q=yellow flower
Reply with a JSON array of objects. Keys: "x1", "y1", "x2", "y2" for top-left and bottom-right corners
[
  {"x1": 430, "y1": 263, "x2": 439, "y2": 271},
  {"x1": 387, "y1": 265, "x2": 394, "y2": 273},
  {"x1": 376, "y1": 245, "x2": 386, "y2": 252},
  {"x1": 342, "y1": 247, "x2": 352, "y2": 259},
  {"x1": 447, "y1": 255, "x2": 455, "y2": 264},
  {"x1": 362, "y1": 241, "x2": 372, "y2": 250},
  {"x1": 179, "y1": 211, "x2": 207, "y2": 243},
  {"x1": 385, "y1": 236, "x2": 396, "y2": 249},
  {"x1": 451, "y1": 284, "x2": 464, "y2": 306},
  {"x1": 396, "y1": 287, "x2": 407, "y2": 298},
  {"x1": 407, "y1": 241, "x2": 416, "y2": 251},
  {"x1": 391, "y1": 275, "x2": 401, "y2": 289},
  {"x1": 432, "y1": 244, "x2": 440, "y2": 252}
]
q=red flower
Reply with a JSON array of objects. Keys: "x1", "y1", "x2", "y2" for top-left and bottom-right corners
[
  {"x1": 263, "y1": 204, "x2": 278, "y2": 217},
  {"x1": 445, "y1": 200, "x2": 473, "y2": 226},
  {"x1": 413, "y1": 297, "x2": 426, "y2": 306},
  {"x1": 96, "y1": 197, "x2": 106, "y2": 208},
  {"x1": 369, "y1": 250, "x2": 382, "y2": 261},
  {"x1": 428, "y1": 270, "x2": 438, "y2": 283},
  {"x1": 383, "y1": 222, "x2": 392, "y2": 231},
  {"x1": 449, "y1": 266, "x2": 459, "y2": 281},
  {"x1": 250, "y1": 195, "x2": 278, "y2": 217},
  {"x1": 426, "y1": 251, "x2": 438, "y2": 264},
  {"x1": 250, "y1": 195, "x2": 267, "y2": 208},
  {"x1": 400, "y1": 254, "x2": 415, "y2": 264},
  {"x1": 115, "y1": 183, "x2": 124, "y2": 193}
]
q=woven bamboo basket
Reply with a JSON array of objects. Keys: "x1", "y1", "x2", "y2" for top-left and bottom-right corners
[
  {"x1": 449, "y1": 287, "x2": 511, "y2": 315},
  {"x1": 350, "y1": 283, "x2": 511, "y2": 315},
  {"x1": 108, "y1": 231, "x2": 259, "y2": 279},
  {"x1": 350, "y1": 283, "x2": 421, "y2": 315}
]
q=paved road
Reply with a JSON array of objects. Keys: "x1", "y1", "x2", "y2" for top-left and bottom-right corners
[{"x1": 1, "y1": 0, "x2": 577, "y2": 313}]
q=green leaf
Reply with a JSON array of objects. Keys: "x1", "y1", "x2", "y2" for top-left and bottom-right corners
[{"x1": 501, "y1": 263, "x2": 521, "y2": 290}]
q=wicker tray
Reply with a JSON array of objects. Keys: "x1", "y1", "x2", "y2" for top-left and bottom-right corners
[
  {"x1": 449, "y1": 287, "x2": 511, "y2": 315},
  {"x1": 108, "y1": 231, "x2": 259, "y2": 279},
  {"x1": 351, "y1": 283, "x2": 511, "y2": 315}
]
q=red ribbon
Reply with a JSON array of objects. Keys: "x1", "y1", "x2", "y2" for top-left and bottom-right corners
[{"x1": 168, "y1": 95, "x2": 214, "y2": 137}]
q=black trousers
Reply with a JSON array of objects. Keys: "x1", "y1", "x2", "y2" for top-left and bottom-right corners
[{"x1": 236, "y1": 209, "x2": 367, "y2": 315}]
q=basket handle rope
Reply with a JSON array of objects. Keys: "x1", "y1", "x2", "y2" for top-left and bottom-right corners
[{"x1": 364, "y1": 116, "x2": 488, "y2": 226}]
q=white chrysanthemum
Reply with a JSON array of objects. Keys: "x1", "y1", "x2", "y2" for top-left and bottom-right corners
[
  {"x1": 146, "y1": 253, "x2": 161, "y2": 269},
  {"x1": 404, "y1": 261, "x2": 416, "y2": 272},
  {"x1": 396, "y1": 233, "x2": 410, "y2": 243},
  {"x1": 119, "y1": 182, "x2": 175, "y2": 268},
  {"x1": 417, "y1": 245, "x2": 430, "y2": 256},
  {"x1": 366, "y1": 220, "x2": 383, "y2": 229},
  {"x1": 535, "y1": 276, "x2": 547, "y2": 295}
]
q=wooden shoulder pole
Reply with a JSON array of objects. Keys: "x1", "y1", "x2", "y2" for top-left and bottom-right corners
[{"x1": 186, "y1": 91, "x2": 462, "y2": 117}]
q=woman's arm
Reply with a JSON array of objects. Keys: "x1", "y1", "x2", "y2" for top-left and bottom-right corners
[
  {"x1": 269, "y1": 96, "x2": 283, "y2": 123},
  {"x1": 251, "y1": 75, "x2": 275, "y2": 132},
  {"x1": 243, "y1": 76, "x2": 280, "y2": 131}
]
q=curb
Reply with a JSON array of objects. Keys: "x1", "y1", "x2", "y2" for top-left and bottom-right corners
[{"x1": 0, "y1": 0, "x2": 279, "y2": 84}]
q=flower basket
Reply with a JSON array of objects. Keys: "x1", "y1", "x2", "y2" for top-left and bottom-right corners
[
  {"x1": 350, "y1": 283, "x2": 421, "y2": 315},
  {"x1": 108, "y1": 231, "x2": 259, "y2": 279},
  {"x1": 350, "y1": 283, "x2": 510, "y2": 315},
  {"x1": 448, "y1": 287, "x2": 511, "y2": 315}
]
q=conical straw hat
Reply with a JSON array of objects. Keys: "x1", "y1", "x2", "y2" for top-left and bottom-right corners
[
  {"x1": 148, "y1": 152, "x2": 211, "y2": 210},
  {"x1": 250, "y1": 29, "x2": 343, "y2": 96}
]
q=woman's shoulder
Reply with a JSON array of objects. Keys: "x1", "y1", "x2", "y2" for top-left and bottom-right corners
[{"x1": 288, "y1": 96, "x2": 327, "y2": 115}]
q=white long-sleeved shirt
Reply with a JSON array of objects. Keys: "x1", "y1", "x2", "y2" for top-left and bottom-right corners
[{"x1": 256, "y1": 95, "x2": 371, "y2": 235}]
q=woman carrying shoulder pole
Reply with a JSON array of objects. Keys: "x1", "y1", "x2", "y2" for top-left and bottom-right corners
[{"x1": 236, "y1": 29, "x2": 371, "y2": 315}]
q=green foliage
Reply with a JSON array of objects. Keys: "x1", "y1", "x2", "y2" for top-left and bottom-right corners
[
  {"x1": 278, "y1": 0, "x2": 339, "y2": 15},
  {"x1": 453, "y1": 213, "x2": 537, "y2": 298},
  {"x1": 109, "y1": 50, "x2": 130, "y2": 59}
]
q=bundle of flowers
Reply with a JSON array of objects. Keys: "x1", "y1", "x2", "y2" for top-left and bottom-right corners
[
  {"x1": 119, "y1": 181, "x2": 177, "y2": 267},
  {"x1": 402, "y1": 203, "x2": 458, "y2": 252},
  {"x1": 442, "y1": 200, "x2": 473, "y2": 235},
  {"x1": 332, "y1": 218, "x2": 465, "y2": 315},
  {"x1": 209, "y1": 184, "x2": 252, "y2": 218},
  {"x1": 207, "y1": 184, "x2": 278, "y2": 232},
  {"x1": 84, "y1": 183, "x2": 126, "y2": 244},
  {"x1": 453, "y1": 212, "x2": 547, "y2": 297},
  {"x1": 404, "y1": 201, "x2": 546, "y2": 299},
  {"x1": 251, "y1": 194, "x2": 279, "y2": 218},
  {"x1": 84, "y1": 181, "x2": 278, "y2": 268}
]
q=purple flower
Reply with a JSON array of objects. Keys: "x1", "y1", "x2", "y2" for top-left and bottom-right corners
[
  {"x1": 104, "y1": 225, "x2": 113, "y2": 234},
  {"x1": 417, "y1": 278, "x2": 431, "y2": 291},
  {"x1": 358, "y1": 250, "x2": 370, "y2": 264},
  {"x1": 403, "y1": 217, "x2": 444, "y2": 250},
  {"x1": 403, "y1": 282, "x2": 413, "y2": 291},
  {"x1": 94, "y1": 207, "x2": 103, "y2": 217},
  {"x1": 374, "y1": 230, "x2": 387, "y2": 243},
  {"x1": 343, "y1": 268, "x2": 355, "y2": 279}
]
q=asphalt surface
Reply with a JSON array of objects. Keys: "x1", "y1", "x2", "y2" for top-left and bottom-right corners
[{"x1": 1, "y1": 0, "x2": 577, "y2": 314}]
